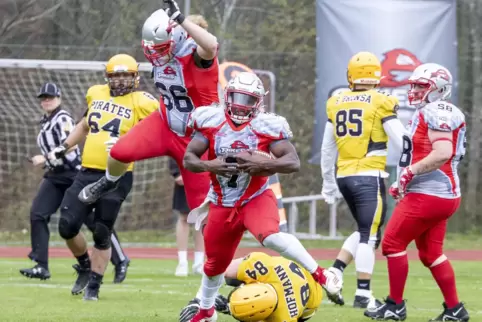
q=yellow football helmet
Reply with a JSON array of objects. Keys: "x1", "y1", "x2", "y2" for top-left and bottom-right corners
[
  {"x1": 105, "y1": 54, "x2": 139, "y2": 96},
  {"x1": 228, "y1": 283, "x2": 278, "y2": 322},
  {"x1": 347, "y1": 51, "x2": 381, "y2": 89}
]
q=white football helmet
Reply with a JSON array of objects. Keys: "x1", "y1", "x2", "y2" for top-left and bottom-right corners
[
  {"x1": 408, "y1": 63, "x2": 453, "y2": 108},
  {"x1": 224, "y1": 72, "x2": 265, "y2": 124},
  {"x1": 141, "y1": 9, "x2": 188, "y2": 66}
]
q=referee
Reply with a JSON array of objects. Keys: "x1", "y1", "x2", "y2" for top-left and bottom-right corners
[{"x1": 20, "y1": 82, "x2": 130, "y2": 283}]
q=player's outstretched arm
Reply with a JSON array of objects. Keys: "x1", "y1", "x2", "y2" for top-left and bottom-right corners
[{"x1": 410, "y1": 129, "x2": 453, "y2": 175}]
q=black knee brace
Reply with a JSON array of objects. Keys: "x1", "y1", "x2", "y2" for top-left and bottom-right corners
[
  {"x1": 93, "y1": 221, "x2": 112, "y2": 250},
  {"x1": 58, "y1": 216, "x2": 80, "y2": 240}
]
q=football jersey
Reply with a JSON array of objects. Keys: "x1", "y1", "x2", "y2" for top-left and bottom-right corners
[
  {"x1": 237, "y1": 252, "x2": 323, "y2": 322},
  {"x1": 189, "y1": 105, "x2": 292, "y2": 207},
  {"x1": 153, "y1": 38, "x2": 219, "y2": 137},
  {"x1": 82, "y1": 84, "x2": 158, "y2": 171},
  {"x1": 402, "y1": 101, "x2": 466, "y2": 198},
  {"x1": 326, "y1": 89, "x2": 399, "y2": 177}
]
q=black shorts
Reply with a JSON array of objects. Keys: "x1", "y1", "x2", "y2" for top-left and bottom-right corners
[
  {"x1": 337, "y1": 175, "x2": 387, "y2": 247},
  {"x1": 172, "y1": 184, "x2": 190, "y2": 215},
  {"x1": 59, "y1": 168, "x2": 133, "y2": 232}
]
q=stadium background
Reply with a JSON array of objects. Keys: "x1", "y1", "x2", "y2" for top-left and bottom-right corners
[{"x1": 0, "y1": 0, "x2": 480, "y2": 242}]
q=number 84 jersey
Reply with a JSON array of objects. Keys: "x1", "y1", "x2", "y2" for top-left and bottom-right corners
[
  {"x1": 326, "y1": 89, "x2": 399, "y2": 177},
  {"x1": 153, "y1": 38, "x2": 220, "y2": 137},
  {"x1": 402, "y1": 101, "x2": 466, "y2": 198}
]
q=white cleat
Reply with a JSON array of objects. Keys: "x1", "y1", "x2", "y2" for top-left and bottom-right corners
[
  {"x1": 175, "y1": 262, "x2": 189, "y2": 277},
  {"x1": 192, "y1": 262, "x2": 203, "y2": 275}
]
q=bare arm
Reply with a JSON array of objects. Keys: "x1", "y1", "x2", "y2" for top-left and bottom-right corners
[
  {"x1": 320, "y1": 122, "x2": 337, "y2": 183},
  {"x1": 410, "y1": 129, "x2": 453, "y2": 175},
  {"x1": 62, "y1": 118, "x2": 89, "y2": 149},
  {"x1": 224, "y1": 258, "x2": 244, "y2": 287},
  {"x1": 263, "y1": 140, "x2": 301, "y2": 174},
  {"x1": 183, "y1": 136, "x2": 210, "y2": 173},
  {"x1": 180, "y1": 18, "x2": 218, "y2": 60}
]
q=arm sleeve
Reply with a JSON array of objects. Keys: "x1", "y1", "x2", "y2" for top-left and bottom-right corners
[
  {"x1": 56, "y1": 114, "x2": 76, "y2": 143},
  {"x1": 380, "y1": 95, "x2": 400, "y2": 123},
  {"x1": 383, "y1": 118, "x2": 406, "y2": 154},
  {"x1": 320, "y1": 122, "x2": 337, "y2": 183}
]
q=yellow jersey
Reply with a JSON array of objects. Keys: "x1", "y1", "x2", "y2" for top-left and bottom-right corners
[
  {"x1": 82, "y1": 84, "x2": 158, "y2": 171},
  {"x1": 237, "y1": 252, "x2": 323, "y2": 322},
  {"x1": 326, "y1": 89, "x2": 399, "y2": 177}
]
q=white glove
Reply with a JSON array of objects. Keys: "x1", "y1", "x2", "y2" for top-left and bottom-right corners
[
  {"x1": 105, "y1": 137, "x2": 119, "y2": 153},
  {"x1": 46, "y1": 147, "x2": 65, "y2": 167},
  {"x1": 322, "y1": 268, "x2": 343, "y2": 295},
  {"x1": 321, "y1": 181, "x2": 342, "y2": 204}
]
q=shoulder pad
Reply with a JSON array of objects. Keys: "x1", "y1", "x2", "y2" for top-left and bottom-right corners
[
  {"x1": 251, "y1": 112, "x2": 293, "y2": 139},
  {"x1": 422, "y1": 101, "x2": 465, "y2": 131},
  {"x1": 189, "y1": 104, "x2": 225, "y2": 130}
]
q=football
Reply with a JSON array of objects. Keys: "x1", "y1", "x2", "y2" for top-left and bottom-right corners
[{"x1": 235, "y1": 150, "x2": 273, "y2": 177}]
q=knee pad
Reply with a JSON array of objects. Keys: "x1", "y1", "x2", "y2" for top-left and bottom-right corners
[
  {"x1": 58, "y1": 216, "x2": 80, "y2": 240},
  {"x1": 93, "y1": 222, "x2": 112, "y2": 250},
  {"x1": 341, "y1": 231, "x2": 360, "y2": 256}
]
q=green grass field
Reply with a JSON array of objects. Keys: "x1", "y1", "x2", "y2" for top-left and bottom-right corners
[{"x1": 1, "y1": 258, "x2": 480, "y2": 321}]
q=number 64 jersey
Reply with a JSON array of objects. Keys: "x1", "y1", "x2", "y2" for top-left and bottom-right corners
[
  {"x1": 402, "y1": 101, "x2": 466, "y2": 198},
  {"x1": 236, "y1": 252, "x2": 323, "y2": 322}
]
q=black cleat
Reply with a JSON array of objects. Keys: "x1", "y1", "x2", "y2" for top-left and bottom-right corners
[
  {"x1": 19, "y1": 265, "x2": 51, "y2": 280},
  {"x1": 325, "y1": 287, "x2": 345, "y2": 306},
  {"x1": 429, "y1": 302, "x2": 469, "y2": 321},
  {"x1": 354, "y1": 295, "x2": 383, "y2": 309},
  {"x1": 78, "y1": 176, "x2": 118, "y2": 204},
  {"x1": 179, "y1": 298, "x2": 201, "y2": 322},
  {"x1": 71, "y1": 264, "x2": 90, "y2": 295},
  {"x1": 364, "y1": 297, "x2": 407, "y2": 321},
  {"x1": 214, "y1": 294, "x2": 230, "y2": 315},
  {"x1": 83, "y1": 285, "x2": 100, "y2": 301},
  {"x1": 113, "y1": 259, "x2": 130, "y2": 284}
]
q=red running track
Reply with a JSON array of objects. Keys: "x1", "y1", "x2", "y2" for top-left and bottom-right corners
[{"x1": 0, "y1": 247, "x2": 481, "y2": 261}]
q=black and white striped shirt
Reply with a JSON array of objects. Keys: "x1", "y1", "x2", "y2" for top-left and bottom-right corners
[{"x1": 37, "y1": 107, "x2": 81, "y2": 171}]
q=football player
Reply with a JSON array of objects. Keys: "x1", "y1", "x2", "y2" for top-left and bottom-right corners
[
  {"x1": 365, "y1": 64, "x2": 469, "y2": 321},
  {"x1": 320, "y1": 51, "x2": 406, "y2": 308},
  {"x1": 182, "y1": 72, "x2": 342, "y2": 322},
  {"x1": 76, "y1": 1, "x2": 219, "y2": 220},
  {"x1": 180, "y1": 252, "x2": 323, "y2": 322},
  {"x1": 50, "y1": 54, "x2": 158, "y2": 300}
]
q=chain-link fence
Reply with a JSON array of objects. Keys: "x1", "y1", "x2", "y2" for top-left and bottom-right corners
[{"x1": 0, "y1": 0, "x2": 480, "y2": 240}]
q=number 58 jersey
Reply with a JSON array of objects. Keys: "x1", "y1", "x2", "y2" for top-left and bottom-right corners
[
  {"x1": 82, "y1": 84, "x2": 158, "y2": 171},
  {"x1": 237, "y1": 252, "x2": 323, "y2": 322},
  {"x1": 326, "y1": 90, "x2": 399, "y2": 177}
]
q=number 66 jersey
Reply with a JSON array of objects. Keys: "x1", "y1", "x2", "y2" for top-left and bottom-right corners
[
  {"x1": 402, "y1": 101, "x2": 466, "y2": 198},
  {"x1": 236, "y1": 252, "x2": 323, "y2": 322}
]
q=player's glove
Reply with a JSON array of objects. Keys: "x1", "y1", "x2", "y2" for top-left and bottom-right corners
[
  {"x1": 388, "y1": 181, "x2": 401, "y2": 200},
  {"x1": 321, "y1": 181, "x2": 342, "y2": 205},
  {"x1": 398, "y1": 166, "x2": 415, "y2": 194},
  {"x1": 164, "y1": 0, "x2": 185, "y2": 24},
  {"x1": 52, "y1": 144, "x2": 68, "y2": 159},
  {"x1": 214, "y1": 294, "x2": 230, "y2": 315},
  {"x1": 104, "y1": 137, "x2": 119, "y2": 153},
  {"x1": 179, "y1": 298, "x2": 200, "y2": 322}
]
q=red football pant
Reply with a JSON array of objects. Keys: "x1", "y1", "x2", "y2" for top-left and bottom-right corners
[
  {"x1": 203, "y1": 190, "x2": 280, "y2": 277},
  {"x1": 382, "y1": 193, "x2": 461, "y2": 306},
  {"x1": 110, "y1": 112, "x2": 210, "y2": 210}
]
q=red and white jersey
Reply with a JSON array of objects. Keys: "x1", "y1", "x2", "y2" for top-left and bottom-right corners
[
  {"x1": 153, "y1": 38, "x2": 219, "y2": 137},
  {"x1": 189, "y1": 105, "x2": 293, "y2": 207},
  {"x1": 403, "y1": 101, "x2": 466, "y2": 198}
]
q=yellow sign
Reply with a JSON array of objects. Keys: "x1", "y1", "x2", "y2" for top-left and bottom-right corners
[{"x1": 219, "y1": 61, "x2": 254, "y2": 88}]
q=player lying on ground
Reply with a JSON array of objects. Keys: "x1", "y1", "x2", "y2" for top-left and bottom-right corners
[
  {"x1": 364, "y1": 63, "x2": 469, "y2": 321},
  {"x1": 320, "y1": 51, "x2": 406, "y2": 308},
  {"x1": 50, "y1": 54, "x2": 158, "y2": 301},
  {"x1": 77, "y1": 1, "x2": 219, "y2": 212},
  {"x1": 180, "y1": 252, "x2": 323, "y2": 322},
  {"x1": 182, "y1": 72, "x2": 342, "y2": 322}
]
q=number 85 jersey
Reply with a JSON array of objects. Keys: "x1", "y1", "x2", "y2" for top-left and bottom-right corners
[
  {"x1": 326, "y1": 89, "x2": 399, "y2": 177},
  {"x1": 236, "y1": 252, "x2": 323, "y2": 322}
]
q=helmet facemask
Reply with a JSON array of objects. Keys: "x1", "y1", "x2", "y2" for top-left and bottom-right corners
[
  {"x1": 225, "y1": 89, "x2": 263, "y2": 124},
  {"x1": 107, "y1": 72, "x2": 138, "y2": 96},
  {"x1": 142, "y1": 39, "x2": 174, "y2": 67}
]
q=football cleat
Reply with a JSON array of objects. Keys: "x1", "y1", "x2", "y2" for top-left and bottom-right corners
[
  {"x1": 312, "y1": 267, "x2": 343, "y2": 305},
  {"x1": 364, "y1": 297, "x2": 407, "y2": 321},
  {"x1": 175, "y1": 262, "x2": 189, "y2": 277},
  {"x1": 429, "y1": 302, "x2": 469, "y2": 321},
  {"x1": 214, "y1": 295, "x2": 230, "y2": 315},
  {"x1": 71, "y1": 264, "x2": 90, "y2": 295},
  {"x1": 190, "y1": 307, "x2": 217, "y2": 322},
  {"x1": 78, "y1": 176, "x2": 118, "y2": 204},
  {"x1": 354, "y1": 295, "x2": 383, "y2": 309},
  {"x1": 19, "y1": 265, "x2": 51, "y2": 280},
  {"x1": 192, "y1": 262, "x2": 203, "y2": 275},
  {"x1": 83, "y1": 285, "x2": 100, "y2": 301},
  {"x1": 180, "y1": 298, "x2": 201, "y2": 322},
  {"x1": 113, "y1": 259, "x2": 130, "y2": 283}
]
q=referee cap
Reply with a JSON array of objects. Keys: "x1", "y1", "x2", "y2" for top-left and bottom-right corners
[{"x1": 37, "y1": 82, "x2": 61, "y2": 98}]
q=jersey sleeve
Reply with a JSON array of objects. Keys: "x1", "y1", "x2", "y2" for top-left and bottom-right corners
[
  {"x1": 253, "y1": 113, "x2": 294, "y2": 141},
  {"x1": 84, "y1": 85, "x2": 96, "y2": 118},
  {"x1": 379, "y1": 94, "x2": 400, "y2": 123},
  {"x1": 325, "y1": 96, "x2": 335, "y2": 123},
  {"x1": 236, "y1": 252, "x2": 275, "y2": 284},
  {"x1": 56, "y1": 113, "x2": 76, "y2": 142},
  {"x1": 423, "y1": 102, "x2": 465, "y2": 132},
  {"x1": 136, "y1": 91, "x2": 159, "y2": 121}
]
